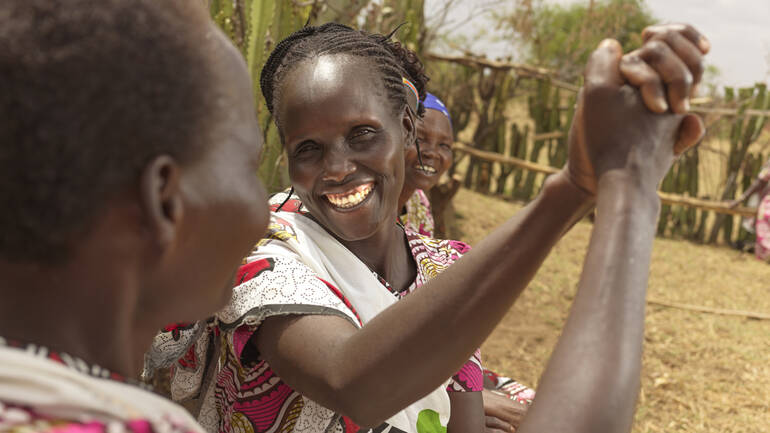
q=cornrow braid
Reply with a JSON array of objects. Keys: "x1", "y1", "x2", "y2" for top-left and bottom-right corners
[{"x1": 259, "y1": 22, "x2": 428, "y2": 128}]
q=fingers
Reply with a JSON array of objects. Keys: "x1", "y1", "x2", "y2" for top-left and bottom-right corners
[
  {"x1": 643, "y1": 23, "x2": 710, "y2": 54},
  {"x1": 485, "y1": 415, "x2": 514, "y2": 433},
  {"x1": 619, "y1": 55, "x2": 668, "y2": 113},
  {"x1": 623, "y1": 40, "x2": 692, "y2": 114},
  {"x1": 585, "y1": 39, "x2": 624, "y2": 88},
  {"x1": 645, "y1": 27, "x2": 706, "y2": 96},
  {"x1": 675, "y1": 113, "x2": 705, "y2": 155},
  {"x1": 621, "y1": 24, "x2": 708, "y2": 113}
]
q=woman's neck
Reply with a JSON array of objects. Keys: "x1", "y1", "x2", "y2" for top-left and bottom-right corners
[
  {"x1": 0, "y1": 261, "x2": 150, "y2": 377},
  {"x1": 398, "y1": 186, "x2": 417, "y2": 212},
  {"x1": 338, "y1": 218, "x2": 416, "y2": 293}
]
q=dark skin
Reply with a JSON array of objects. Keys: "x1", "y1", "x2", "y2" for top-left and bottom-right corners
[
  {"x1": 398, "y1": 109, "x2": 454, "y2": 210},
  {"x1": 257, "y1": 25, "x2": 708, "y2": 431},
  {"x1": 0, "y1": 26, "x2": 270, "y2": 377}
]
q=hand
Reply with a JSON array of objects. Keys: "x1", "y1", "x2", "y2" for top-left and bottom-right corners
[
  {"x1": 566, "y1": 39, "x2": 705, "y2": 194},
  {"x1": 482, "y1": 389, "x2": 528, "y2": 433},
  {"x1": 727, "y1": 199, "x2": 741, "y2": 209},
  {"x1": 621, "y1": 23, "x2": 710, "y2": 114},
  {"x1": 568, "y1": 24, "x2": 709, "y2": 194}
]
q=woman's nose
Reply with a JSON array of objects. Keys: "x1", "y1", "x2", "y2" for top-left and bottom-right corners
[{"x1": 321, "y1": 147, "x2": 356, "y2": 183}]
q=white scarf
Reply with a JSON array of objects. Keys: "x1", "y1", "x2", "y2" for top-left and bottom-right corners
[{"x1": 247, "y1": 211, "x2": 451, "y2": 432}]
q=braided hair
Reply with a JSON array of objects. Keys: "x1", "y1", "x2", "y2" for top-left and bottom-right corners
[{"x1": 260, "y1": 23, "x2": 429, "y2": 130}]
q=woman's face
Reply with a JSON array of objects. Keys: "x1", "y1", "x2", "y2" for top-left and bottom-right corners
[
  {"x1": 404, "y1": 109, "x2": 453, "y2": 192},
  {"x1": 276, "y1": 55, "x2": 413, "y2": 241}
]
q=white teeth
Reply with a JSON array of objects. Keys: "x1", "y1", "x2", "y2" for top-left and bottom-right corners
[
  {"x1": 325, "y1": 184, "x2": 373, "y2": 209},
  {"x1": 416, "y1": 165, "x2": 436, "y2": 174}
]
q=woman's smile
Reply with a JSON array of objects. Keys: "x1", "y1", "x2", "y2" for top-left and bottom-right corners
[{"x1": 323, "y1": 181, "x2": 375, "y2": 210}]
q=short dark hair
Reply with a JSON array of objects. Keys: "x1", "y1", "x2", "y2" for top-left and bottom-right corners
[
  {"x1": 0, "y1": 0, "x2": 218, "y2": 263},
  {"x1": 259, "y1": 23, "x2": 429, "y2": 129}
]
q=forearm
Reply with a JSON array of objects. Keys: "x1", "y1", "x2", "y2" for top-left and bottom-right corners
[
  {"x1": 447, "y1": 392, "x2": 485, "y2": 433},
  {"x1": 517, "y1": 173, "x2": 660, "y2": 433},
  {"x1": 332, "y1": 171, "x2": 593, "y2": 420}
]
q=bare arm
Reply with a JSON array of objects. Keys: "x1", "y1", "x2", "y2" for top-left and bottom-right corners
[
  {"x1": 515, "y1": 39, "x2": 703, "y2": 433},
  {"x1": 516, "y1": 174, "x2": 659, "y2": 433},
  {"x1": 447, "y1": 392, "x2": 485, "y2": 433}
]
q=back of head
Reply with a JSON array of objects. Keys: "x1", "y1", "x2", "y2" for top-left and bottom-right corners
[{"x1": 0, "y1": 0, "x2": 217, "y2": 263}]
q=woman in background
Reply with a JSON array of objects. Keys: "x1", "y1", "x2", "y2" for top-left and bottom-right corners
[
  {"x1": 398, "y1": 92, "x2": 454, "y2": 237},
  {"x1": 400, "y1": 91, "x2": 535, "y2": 431}
]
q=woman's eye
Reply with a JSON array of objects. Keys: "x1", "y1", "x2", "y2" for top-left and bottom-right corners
[
  {"x1": 439, "y1": 142, "x2": 452, "y2": 149},
  {"x1": 352, "y1": 127, "x2": 376, "y2": 139},
  {"x1": 294, "y1": 142, "x2": 319, "y2": 157}
]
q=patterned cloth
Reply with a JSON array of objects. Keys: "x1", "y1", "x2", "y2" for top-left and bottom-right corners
[
  {"x1": 399, "y1": 189, "x2": 435, "y2": 238},
  {"x1": 149, "y1": 195, "x2": 482, "y2": 433},
  {"x1": 754, "y1": 161, "x2": 770, "y2": 261},
  {"x1": 0, "y1": 337, "x2": 204, "y2": 433},
  {"x1": 482, "y1": 369, "x2": 536, "y2": 405}
]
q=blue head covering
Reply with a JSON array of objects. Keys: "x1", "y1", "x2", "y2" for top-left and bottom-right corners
[{"x1": 422, "y1": 92, "x2": 452, "y2": 128}]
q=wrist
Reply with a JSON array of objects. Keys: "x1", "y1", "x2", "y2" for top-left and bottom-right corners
[
  {"x1": 537, "y1": 171, "x2": 596, "y2": 230},
  {"x1": 596, "y1": 170, "x2": 661, "y2": 221},
  {"x1": 548, "y1": 170, "x2": 596, "y2": 209}
]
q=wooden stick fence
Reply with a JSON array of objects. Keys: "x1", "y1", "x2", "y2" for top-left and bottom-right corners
[
  {"x1": 425, "y1": 53, "x2": 581, "y2": 93},
  {"x1": 453, "y1": 142, "x2": 758, "y2": 218},
  {"x1": 427, "y1": 53, "x2": 770, "y2": 118}
]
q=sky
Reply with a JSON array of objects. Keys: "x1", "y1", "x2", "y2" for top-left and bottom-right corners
[{"x1": 425, "y1": 0, "x2": 770, "y2": 88}]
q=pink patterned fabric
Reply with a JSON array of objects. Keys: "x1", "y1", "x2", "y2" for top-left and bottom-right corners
[
  {"x1": 483, "y1": 369, "x2": 536, "y2": 405},
  {"x1": 0, "y1": 339, "x2": 200, "y2": 433},
  {"x1": 0, "y1": 405, "x2": 177, "y2": 433},
  {"x1": 400, "y1": 189, "x2": 435, "y2": 237}
]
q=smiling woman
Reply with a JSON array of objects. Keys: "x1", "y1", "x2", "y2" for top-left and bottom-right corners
[{"x1": 148, "y1": 20, "x2": 712, "y2": 433}]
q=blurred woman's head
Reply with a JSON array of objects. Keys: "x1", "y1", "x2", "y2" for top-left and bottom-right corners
[
  {"x1": 260, "y1": 23, "x2": 429, "y2": 241},
  {"x1": 404, "y1": 92, "x2": 454, "y2": 193},
  {"x1": 0, "y1": 0, "x2": 270, "y2": 343}
]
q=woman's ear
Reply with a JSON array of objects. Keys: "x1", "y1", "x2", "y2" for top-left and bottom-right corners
[
  {"x1": 138, "y1": 155, "x2": 184, "y2": 250},
  {"x1": 402, "y1": 106, "x2": 417, "y2": 149}
]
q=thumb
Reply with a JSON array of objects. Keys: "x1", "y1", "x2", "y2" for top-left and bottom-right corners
[
  {"x1": 584, "y1": 39, "x2": 624, "y2": 88},
  {"x1": 674, "y1": 114, "x2": 705, "y2": 155}
]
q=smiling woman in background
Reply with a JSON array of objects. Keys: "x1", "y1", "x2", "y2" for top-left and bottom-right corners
[{"x1": 398, "y1": 92, "x2": 455, "y2": 237}]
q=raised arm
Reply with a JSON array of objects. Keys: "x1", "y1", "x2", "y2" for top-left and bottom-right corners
[
  {"x1": 517, "y1": 39, "x2": 702, "y2": 433},
  {"x1": 258, "y1": 27, "x2": 707, "y2": 428}
]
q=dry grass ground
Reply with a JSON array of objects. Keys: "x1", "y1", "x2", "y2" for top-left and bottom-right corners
[{"x1": 450, "y1": 188, "x2": 770, "y2": 433}]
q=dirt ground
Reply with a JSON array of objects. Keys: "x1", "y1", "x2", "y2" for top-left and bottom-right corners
[{"x1": 450, "y1": 188, "x2": 770, "y2": 433}]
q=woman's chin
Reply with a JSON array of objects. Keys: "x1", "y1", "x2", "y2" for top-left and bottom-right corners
[
  {"x1": 405, "y1": 169, "x2": 440, "y2": 191},
  {"x1": 316, "y1": 204, "x2": 383, "y2": 241}
]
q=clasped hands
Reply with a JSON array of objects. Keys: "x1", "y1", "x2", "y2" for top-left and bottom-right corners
[{"x1": 565, "y1": 24, "x2": 709, "y2": 198}]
